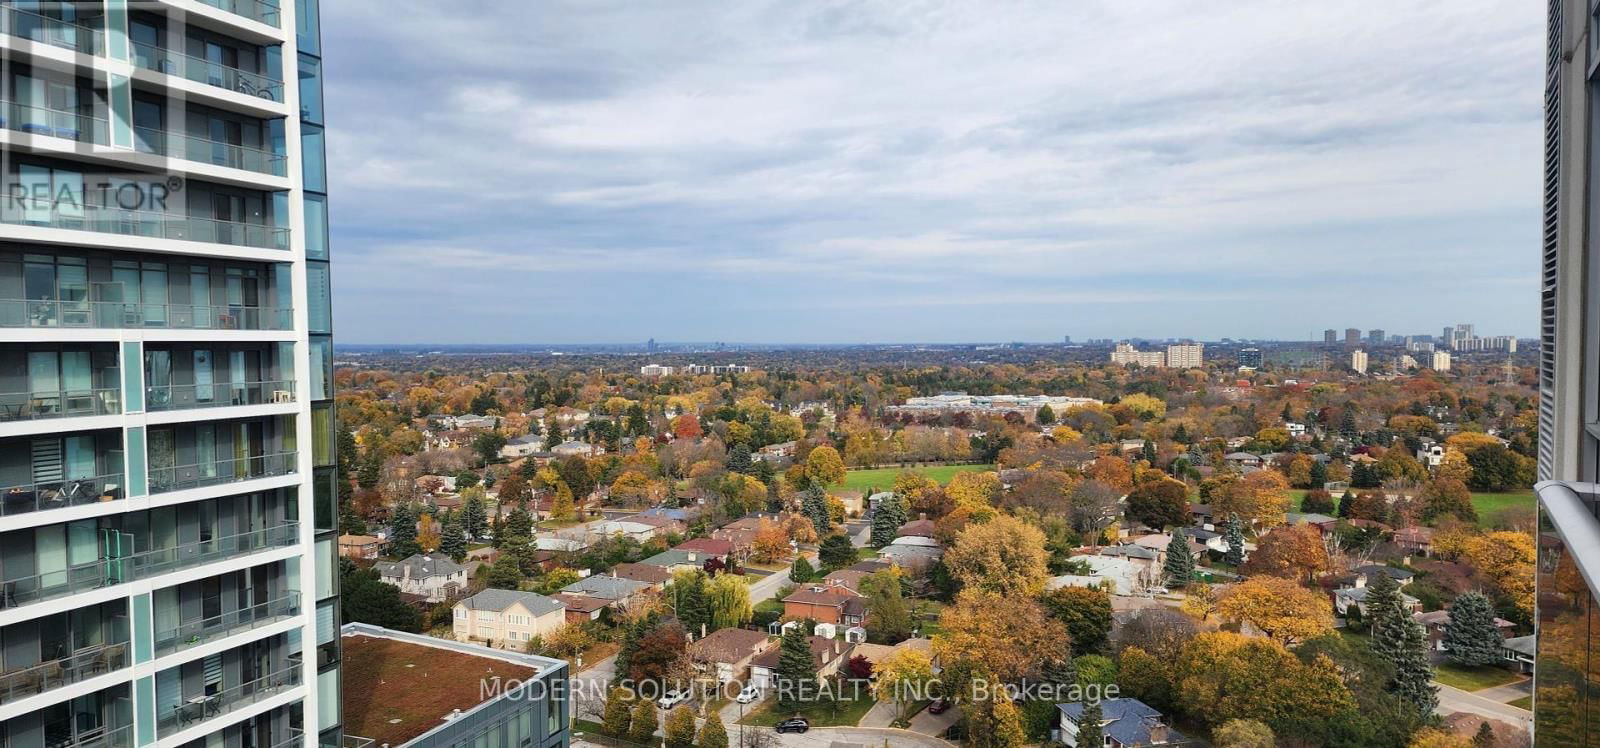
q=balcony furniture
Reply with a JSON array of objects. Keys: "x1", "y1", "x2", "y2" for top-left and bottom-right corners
[
  {"x1": 0, "y1": 403, "x2": 22, "y2": 420},
  {"x1": 3, "y1": 489, "x2": 37, "y2": 514},
  {"x1": 95, "y1": 644, "x2": 125, "y2": 675},
  {"x1": 272, "y1": 390, "x2": 292, "y2": 403}
]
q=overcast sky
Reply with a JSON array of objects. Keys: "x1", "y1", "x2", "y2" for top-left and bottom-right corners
[{"x1": 321, "y1": 1, "x2": 1540, "y2": 345}]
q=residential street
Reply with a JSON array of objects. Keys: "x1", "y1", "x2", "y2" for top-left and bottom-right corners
[
  {"x1": 1436, "y1": 683, "x2": 1532, "y2": 731},
  {"x1": 769, "y1": 726, "x2": 955, "y2": 747}
]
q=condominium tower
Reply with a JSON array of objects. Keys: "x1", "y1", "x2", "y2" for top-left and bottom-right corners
[
  {"x1": 1535, "y1": 0, "x2": 1600, "y2": 743},
  {"x1": 0, "y1": 2, "x2": 340, "y2": 747}
]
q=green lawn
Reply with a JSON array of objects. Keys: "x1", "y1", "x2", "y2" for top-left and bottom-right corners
[
  {"x1": 739, "y1": 682, "x2": 877, "y2": 727},
  {"x1": 1289, "y1": 489, "x2": 1533, "y2": 527},
  {"x1": 839, "y1": 464, "x2": 995, "y2": 494},
  {"x1": 1434, "y1": 663, "x2": 1524, "y2": 692},
  {"x1": 1508, "y1": 695, "x2": 1532, "y2": 710}
]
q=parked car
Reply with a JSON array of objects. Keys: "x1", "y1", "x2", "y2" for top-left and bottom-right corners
[
  {"x1": 927, "y1": 698, "x2": 951, "y2": 715},
  {"x1": 735, "y1": 683, "x2": 761, "y2": 704},
  {"x1": 657, "y1": 689, "x2": 692, "y2": 709},
  {"x1": 775, "y1": 717, "x2": 810, "y2": 734}
]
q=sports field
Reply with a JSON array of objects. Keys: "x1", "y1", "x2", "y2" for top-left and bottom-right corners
[{"x1": 839, "y1": 463, "x2": 995, "y2": 494}]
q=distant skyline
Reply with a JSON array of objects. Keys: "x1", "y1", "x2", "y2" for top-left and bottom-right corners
[{"x1": 324, "y1": 1, "x2": 1539, "y2": 344}]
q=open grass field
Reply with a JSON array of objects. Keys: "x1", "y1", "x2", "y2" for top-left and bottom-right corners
[
  {"x1": 1289, "y1": 489, "x2": 1533, "y2": 527},
  {"x1": 1433, "y1": 663, "x2": 1525, "y2": 692},
  {"x1": 739, "y1": 682, "x2": 877, "y2": 727},
  {"x1": 839, "y1": 463, "x2": 995, "y2": 494}
]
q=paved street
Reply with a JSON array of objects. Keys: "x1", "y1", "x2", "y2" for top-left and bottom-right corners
[
  {"x1": 570, "y1": 654, "x2": 617, "y2": 724},
  {"x1": 748, "y1": 566, "x2": 793, "y2": 604},
  {"x1": 1436, "y1": 683, "x2": 1532, "y2": 731},
  {"x1": 770, "y1": 726, "x2": 955, "y2": 747}
]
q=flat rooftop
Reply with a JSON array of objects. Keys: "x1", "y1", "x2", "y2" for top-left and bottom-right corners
[{"x1": 342, "y1": 631, "x2": 541, "y2": 747}]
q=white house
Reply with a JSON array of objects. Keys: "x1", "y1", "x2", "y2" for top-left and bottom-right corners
[
  {"x1": 375, "y1": 554, "x2": 468, "y2": 603},
  {"x1": 452, "y1": 589, "x2": 568, "y2": 650},
  {"x1": 500, "y1": 434, "x2": 544, "y2": 459}
]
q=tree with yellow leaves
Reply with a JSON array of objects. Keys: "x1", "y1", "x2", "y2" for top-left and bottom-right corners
[
  {"x1": 945, "y1": 471, "x2": 1001, "y2": 517},
  {"x1": 933, "y1": 591, "x2": 1067, "y2": 683},
  {"x1": 1462, "y1": 530, "x2": 1535, "y2": 617},
  {"x1": 803, "y1": 445, "x2": 846, "y2": 488},
  {"x1": 1120, "y1": 393, "x2": 1167, "y2": 419},
  {"x1": 1216, "y1": 577, "x2": 1334, "y2": 645},
  {"x1": 1406, "y1": 728, "x2": 1473, "y2": 748},
  {"x1": 416, "y1": 513, "x2": 440, "y2": 552},
  {"x1": 1173, "y1": 631, "x2": 1354, "y2": 733},
  {"x1": 1437, "y1": 448, "x2": 1473, "y2": 484},
  {"x1": 943, "y1": 514, "x2": 1049, "y2": 597},
  {"x1": 1213, "y1": 470, "x2": 1291, "y2": 527},
  {"x1": 871, "y1": 647, "x2": 936, "y2": 725}
]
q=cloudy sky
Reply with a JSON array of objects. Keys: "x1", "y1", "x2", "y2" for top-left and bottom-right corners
[{"x1": 321, "y1": 1, "x2": 1541, "y2": 345}]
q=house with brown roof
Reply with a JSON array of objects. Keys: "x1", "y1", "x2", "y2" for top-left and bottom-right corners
[
  {"x1": 750, "y1": 635, "x2": 854, "y2": 689},
  {"x1": 676, "y1": 537, "x2": 734, "y2": 557},
  {"x1": 338, "y1": 534, "x2": 386, "y2": 560},
  {"x1": 783, "y1": 583, "x2": 866, "y2": 626},
  {"x1": 1394, "y1": 526, "x2": 1435, "y2": 556},
  {"x1": 823, "y1": 569, "x2": 872, "y2": 592},
  {"x1": 609, "y1": 563, "x2": 673, "y2": 589},
  {"x1": 1413, "y1": 609, "x2": 1516, "y2": 652},
  {"x1": 552, "y1": 593, "x2": 609, "y2": 624},
  {"x1": 897, "y1": 518, "x2": 936, "y2": 538},
  {"x1": 689, "y1": 627, "x2": 771, "y2": 683}
]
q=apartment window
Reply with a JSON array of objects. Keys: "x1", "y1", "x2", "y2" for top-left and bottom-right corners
[
  {"x1": 304, "y1": 194, "x2": 329, "y2": 260},
  {"x1": 295, "y1": 0, "x2": 321, "y2": 55},
  {"x1": 306, "y1": 263, "x2": 331, "y2": 333},
  {"x1": 298, "y1": 55, "x2": 323, "y2": 125},
  {"x1": 313, "y1": 466, "x2": 335, "y2": 530},
  {"x1": 310, "y1": 336, "x2": 332, "y2": 399},
  {"x1": 312, "y1": 405, "x2": 334, "y2": 466},
  {"x1": 315, "y1": 538, "x2": 334, "y2": 598},
  {"x1": 301, "y1": 125, "x2": 326, "y2": 193},
  {"x1": 317, "y1": 666, "x2": 339, "y2": 731}
]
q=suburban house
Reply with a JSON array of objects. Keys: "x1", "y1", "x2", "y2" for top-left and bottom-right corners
[
  {"x1": 689, "y1": 627, "x2": 771, "y2": 684},
  {"x1": 551, "y1": 440, "x2": 601, "y2": 458},
  {"x1": 375, "y1": 554, "x2": 468, "y2": 603},
  {"x1": 1056, "y1": 698, "x2": 1190, "y2": 747},
  {"x1": 1223, "y1": 452, "x2": 1262, "y2": 469},
  {"x1": 560, "y1": 575, "x2": 653, "y2": 609},
  {"x1": 823, "y1": 569, "x2": 873, "y2": 592},
  {"x1": 500, "y1": 434, "x2": 545, "y2": 459},
  {"x1": 1131, "y1": 533, "x2": 1206, "y2": 563},
  {"x1": 1413, "y1": 610, "x2": 1516, "y2": 652},
  {"x1": 452, "y1": 589, "x2": 567, "y2": 650},
  {"x1": 831, "y1": 490, "x2": 866, "y2": 516},
  {"x1": 338, "y1": 534, "x2": 386, "y2": 560},
  {"x1": 749, "y1": 636, "x2": 853, "y2": 689},
  {"x1": 608, "y1": 563, "x2": 673, "y2": 590},
  {"x1": 629, "y1": 513, "x2": 686, "y2": 536},
  {"x1": 782, "y1": 584, "x2": 867, "y2": 626},
  {"x1": 1333, "y1": 585, "x2": 1422, "y2": 618},
  {"x1": 675, "y1": 537, "x2": 734, "y2": 558},
  {"x1": 897, "y1": 518, "x2": 936, "y2": 538},
  {"x1": 755, "y1": 440, "x2": 798, "y2": 461},
  {"x1": 1349, "y1": 565, "x2": 1415, "y2": 588},
  {"x1": 852, "y1": 637, "x2": 940, "y2": 676},
  {"x1": 876, "y1": 536, "x2": 943, "y2": 573},
  {"x1": 1050, "y1": 555, "x2": 1159, "y2": 596},
  {"x1": 552, "y1": 593, "x2": 609, "y2": 624},
  {"x1": 1394, "y1": 526, "x2": 1436, "y2": 556},
  {"x1": 640, "y1": 549, "x2": 715, "y2": 573},
  {"x1": 1501, "y1": 635, "x2": 1535, "y2": 673},
  {"x1": 599, "y1": 519, "x2": 663, "y2": 542}
]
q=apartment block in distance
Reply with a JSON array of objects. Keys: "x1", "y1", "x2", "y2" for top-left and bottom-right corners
[
  {"x1": 1535, "y1": 0, "x2": 1600, "y2": 742},
  {"x1": 1108, "y1": 342, "x2": 1165, "y2": 368},
  {"x1": 1164, "y1": 343, "x2": 1203, "y2": 369},
  {"x1": 0, "y1": 1, "x2": 343, "y2": 747}
]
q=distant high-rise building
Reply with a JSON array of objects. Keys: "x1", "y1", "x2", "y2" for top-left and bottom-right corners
[
  {"x1": 1368, "y1": 329, "x2": 1385, "y2": 344},
  {"x1": 1442, "y1": 326, "x2": 1454, "y2": 344},
  {"x1": 1110, "y1": 342, "x2": 1166, "y2": 367},
  {"x1": 1063, "y1": 335, "x2": 1072, "y2": 344},
  {"x1": 1323, "y1": 329, "x2": 1338, "y2": 344},
  {"x1": 1432, "y1": 351, "x2": 1451, "y2": 372},
  {"x1": 1344, "y1": 328, "x2": 1362, "y2": 347},
  {"x1": 1350, "y1": 350, "x2": 1369, "y2": 374},
  {"x1": 1166, "y1": 343, "x2": 1204, "y2": 369},
  {"x1": 1237, "y1": 348, "x2": 1263, "y2": 369},
  {"x1": 647, "y1": 337, "x2": 658, "y2": 352},
  {"x1": 1399, "y1": 354, "x2": 1418, "y2": 370}
]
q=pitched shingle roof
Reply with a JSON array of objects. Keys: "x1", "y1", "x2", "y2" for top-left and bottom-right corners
[
  {"x1": 374, "y1": 554, "x2": 464, "y2": 580},
  {"x1": 458, "y1": 589, "x2": 565, "y2": 617}
]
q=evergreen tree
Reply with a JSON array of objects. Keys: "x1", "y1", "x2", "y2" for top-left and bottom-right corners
[
  {"x1": 775, "y1": 624, "x2": 817, "y2": 710},
  {"x1": 1039, "y1": 657, "x2": 1077, "y2": 688},
  {"x1": 601, "y1": 688, "x2": 632, "y2": 737},
  {"x1": 501, "y1": 507, "x2": 533, "y2": 544},
  {"x1": 1142, "y1": 440, "x2": 1157, "y2": 465},
  {"x1": 1337, "y1": 490, "x2": 1355, "y2": 518},
  {"x1": 801, "y1": 485, "x2": 832, "y2": 535},
  {"x1": 819, "y1": 534, "x2": 856, "y2": 570},
  {"x1": 1075, "y1": 701, "x2": 1104, "y2": 748},
  {"x1": 1443, "y1": 591, "x2": 1504, "y2": 667},
  {"x1": 544, "y1": 420, "x2": 565, "y2": 451},
  {"x1": 1473, "y1": 722, "x2": 1495, "y2": 748},
  {"x1": 1309, "y1": 459, "x2": 1328, "y2": 489},
  {"x1": 1037, "y1": 403, "x2": 1056, "y2": 425},
  {"x1": 1364, "y1": 571, "x2": 1403, "y2": 639},
  {"x1": 1162, "y1": 527, "x2": 1195, "y2": 586},
  {"x1": 613, "y1": 613, "x2": 659, "y2": 687},
  {"x1": 790, "y1": 555, "x2": 816, "y2": 583},
  {"x1": 626, "y1": 699, "x2": 657, "y2": 744},
  {"x1": 870, "y1": 494, "x2": 906, "y2": 548},
  {"x1": 439, "y1": 514, "x2": 468, "y2": 562},
  {"x1": 389, "y1": 503, "x2": 421, "y2": 558},
  {"x1": 727, "y1": 444, "x2": 753, "y2": 474},
  {"x1": 551, "y1": 482, "x2": 576, "y2": 522},
  {"x1": 675, "y1": 574, "x2": 711, "y2": 638},
  {"x1": 1173, "y1": 423, "x2": 1190, "y2": 444},
  {"x1": 357, "y1": 450, "x2": 382, "y2": 489},
  {"x1": 1341, "y1": 408, "x2": 1359, "y2": 442},
  {"x1": 664, "y1": 705, "x2": 696, "y2": 748},
  {"x1": 697, "y1": 711, "x2": 729, "y2": 748},
  {"x1": 1224, "y1": 514, "x2": 1245, "y2": 567},
  {"x1": 1388, "y1": 608, "x2": 1439, "y2": 715},
  {"x1": 461, "y1": 495, "x2": 488, "y2": 539}
]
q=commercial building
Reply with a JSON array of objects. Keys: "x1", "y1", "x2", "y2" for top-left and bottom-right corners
[
  {"x1": 1236, "y1": 347, "x2": 1262, "y2": 369},
  {"x1": 1535, "y1": 3, "x2": 1600, "y2": 741},
  {"x1": 1323, "y1": 329, "x2": 1337, "y2": 344},
  {"x1": 341, "y1": 623, "x2": 569, "y2": 748},
  {"x1": 1431, "y1": 350, "x2": 1451, "y2": 372},
  {"x1": 1368, "y1": 329, "x2": 1384, "y2": 345},
  {"x1": 0, "y1": 2, "x2": 340, "y2": 747},
  {"x1": 890, "y1": 392, "x2": 1101, "y2": 419},
  {"x1": 1350, "y1": 350, "x2": 1368, "y2": 375},
  {"x1": 1164, "y1": 343, "x2": 1203, "y2": 369},
  {"x1": 1344, "y1": 328, "x2": 1361, "y2": 347},
  {"x1": 1108, "y1": 342, "x2": 1166, "y2": 367}
]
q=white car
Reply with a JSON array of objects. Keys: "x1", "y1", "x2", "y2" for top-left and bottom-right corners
[
  {"x1": 657, "y1": 689, "x2": 692, "y2": 709},
  {"x1": 735, "y1": 683, "x2": 761, "y2": 704}
]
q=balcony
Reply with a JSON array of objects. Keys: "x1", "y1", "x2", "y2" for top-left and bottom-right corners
[
  {"x1": 0, "y1": 197, "x2": 290, "y2": 251},
  {"x1": 155, "y1": 663, "x2": 300, "y2": 737},
  {"x1": 148, "y1": 451, "x2": 296, "y2": 494},
  {"x1": 0, "y1": 522, "x2": 299, "y2": 613},
  {"x1": 0, "y1": 98, "x2": 288, "y2": 179},
  {"x1": 131, "y1": 40, "x2": 284, "y2": 104},
  {"x1": 0, "y1": 299, "x2": 293, "y2": 331},
  {"x1": 0, "y1": 471, "x2": 124, "y2": 518},
  {"x1": 148, "y1": 380, "x2": 295, "y2": 412},
  {"x1": 195, "y1": 0, "x2": 282, "y2": 28},
  {"x1": 0, "y1": 4, "x2": 103, "y2": 55},
  {"x1": 0, "y1": 387, "x2": 120, "y2": 422},
  {"x1": 0, "y1": 641, "x2": 128, "y2": 705},
  {"x1": 154, "y1": 590, "x2": 299, "y2": 657}
]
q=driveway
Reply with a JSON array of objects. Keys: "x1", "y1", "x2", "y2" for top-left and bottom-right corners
[
  {"x1": 569, "y1": 654, "x2": 616, "y2": 724},
  {"x1": 748, "y1": 567, "x2": 793, "y2": 604}
]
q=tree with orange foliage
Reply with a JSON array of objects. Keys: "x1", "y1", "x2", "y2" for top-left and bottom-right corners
[
  {"x1": 750, "y1": 518, "x2": 790, "y2": 562},
  {"x1": 1086, "y1": 456, "x2": 1133, "y2": 494},
  {"x1": 1216, "y1": 577, "x2": 1334, "y2": 645},
  {"x1": 1213, "y1": 470, "x2": 1291, "y2": 526},
  {"x1": 417, "y1": 513, "x2": 441, "y2": 552},
  {"x1": 671, "y1": 414, "x2": 703, "y2": 441},
  {"x1": 1241, "y1": 524, "x2": 1328, "y2": 583}
]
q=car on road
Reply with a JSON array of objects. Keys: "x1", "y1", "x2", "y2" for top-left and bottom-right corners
[
  {"x1": 657, "y1": 689, "x2": 692, "y2": 709},
  {"x1": 735, "y1": 683, "x2": 762, "y2": 704},
  {"x1": 775, "y1": 717, "x2": 810, "y2": 734}
]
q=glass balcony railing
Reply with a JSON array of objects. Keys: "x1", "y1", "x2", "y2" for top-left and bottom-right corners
[
  {"x1": 131, "y1": 40, "x2": 284, "y2": 102},
  {"x1": 156, "y1": 663, "x2": 300, "y2": 736},
  {"x1": 0, "y1": 300, "x2": 293, "y2": 331},
  {"x1": 0, "y1": 100, "x2": 286, "y2": 177},
  {"x1": 1, "y1": 472, "x2": 124, "y2": 517},
  {"x1": 154, "y1": 590, "x2": 299, "y2": 657},
  {"x1": 196, "y1": 0, "x2": 282, "y2": 28},
  {"x1": 0, "y1": 522, "x2": 299, "y2": 613},
  {"x1": 0, "y1": 640, "x2": 129, "y2": 704},
  {"x1": 43, "y1": 722, "x2": 133, "y2": 748},
  {"x1": 0, "y1": 202, "x2": 290, "y2": 250},
  {"x1": 0, "y1": 5, "x2": 103, "y2": 55},
  {"x1": 269, "y1": 729, "x2": 305, "y2": 748},
  {"x1": 148, "y1": 451, "x2": 297, "y2": 494},
  {"x1": 0, "y1": 387, "x2": 121, "y2": 422},
  {"x1": 147, "y1": 380, "x2": 296, "y2": 412},
  {"x1": 0, "y1": 99, "x2": 107, "y2": 142}
]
